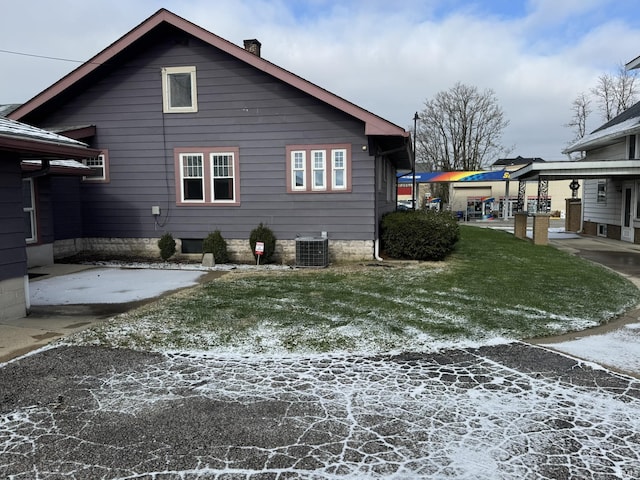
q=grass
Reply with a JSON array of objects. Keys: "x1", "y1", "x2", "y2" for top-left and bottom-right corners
[{"x1": 66, "y1": 226, "x2": 640, "y2": 354}]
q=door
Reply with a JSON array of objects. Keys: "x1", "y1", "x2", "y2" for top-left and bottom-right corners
[{"x1": 621, "y1": 183, "x2": 634, "y2": 242}]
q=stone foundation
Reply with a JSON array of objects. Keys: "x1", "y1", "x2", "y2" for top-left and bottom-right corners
[{"x1": 54, "y1": 237, "x2": 375, "y2": 264}]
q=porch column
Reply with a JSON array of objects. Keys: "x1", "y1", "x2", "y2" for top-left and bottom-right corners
[
  {"x1": 565, "y1": 198, "x2": 581, "y2": 232},
  {"x1": 532, "y1": 213, "x2": 551, "y2": 245},
  {"x1": 516, "y1": 180, "x2": 526, "y2": 212},
  {"x1": 502, "y1": 178, "x2": 510, "y2": 220},
  {"x1": 537, "y1": 178, "x2": 549, "y2": 212},
  {"x1": 514, "y1": 212, "x2": 528, "y2": 239}
]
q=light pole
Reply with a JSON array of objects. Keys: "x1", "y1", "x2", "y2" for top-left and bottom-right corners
[{"x1": 412, "y1": 112, "x2": 419, "y2": 210}]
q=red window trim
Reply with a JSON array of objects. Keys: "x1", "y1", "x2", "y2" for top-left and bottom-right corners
[
  {"x1": 286, "y1": 144, "x2": 352, "y2": 193},
  {"x1": 174, "y1": 146, "x2": 241, "y2": 206}
]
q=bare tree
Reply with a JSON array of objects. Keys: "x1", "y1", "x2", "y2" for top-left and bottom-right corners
[
  {"x1": 415, "y1": 82, "x2": 510, "y2": 173},
  {"x1": 591, "y1": 63, "x2": 638, "y2": 121},
  {"x1": 565, "y1": 92, "x2": 591, "y2": 159}
]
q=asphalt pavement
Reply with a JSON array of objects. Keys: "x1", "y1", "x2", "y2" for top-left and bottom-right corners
[{"x1": 2, "y1": 229, "x2": 640, "y2": 478}]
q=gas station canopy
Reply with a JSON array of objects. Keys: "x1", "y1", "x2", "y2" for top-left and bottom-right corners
[{"x1": 397, "y1": 170, "x2": 510, "y2": 183}]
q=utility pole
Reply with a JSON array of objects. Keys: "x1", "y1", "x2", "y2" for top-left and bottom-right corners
[{"x1": 412, "y1": 112, "x2": 419, "y2": 210}]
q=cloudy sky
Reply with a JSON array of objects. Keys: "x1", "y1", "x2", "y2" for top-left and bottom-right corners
[{"x1": 2, "y1": 0, "x2": 640, "y2": 160}]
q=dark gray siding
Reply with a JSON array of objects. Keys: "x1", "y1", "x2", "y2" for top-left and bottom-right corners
[
  {"x1": 0, "y1": 154, "x2": 27, "y2": 280},
  {"x1": 33, "y1": 177, "x2": 55, "y2": 244},
  {"x1": 30, "y1": 29, "x2": 380, "y2": 242},
  {"x1": 51, "y1": 177, "x2": 83, "y2": 239}
]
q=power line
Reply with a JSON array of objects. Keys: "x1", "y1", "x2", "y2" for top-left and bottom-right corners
[{"x1": 0, "y1": 48, "x2": 87, "y2": 64}]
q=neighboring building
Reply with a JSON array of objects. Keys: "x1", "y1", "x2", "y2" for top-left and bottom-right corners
[
  {"x1": 8, "y1": 9, "x2": 412, "y2": 264},
  {"x1": 0, "y1": 117, "x2": 98, "y2": 321},
  {"x1": 511, "y1": 80, "x2": 640, "y2": 242},
  {"x1": 399, "y1": 156, "x2": 578, "y2": 219},
  {"x1": 561, "y1": 101, "x2": 640, "y2": 242}
]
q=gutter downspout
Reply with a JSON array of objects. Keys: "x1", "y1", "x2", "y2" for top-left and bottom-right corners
[{"x1": 374, "y1": 152, "x2": 383, "y2": 261}]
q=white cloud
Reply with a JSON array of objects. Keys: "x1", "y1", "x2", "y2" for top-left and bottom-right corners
[{"x1": 1, "y1": 0, "x2": 639, "y2": 160}]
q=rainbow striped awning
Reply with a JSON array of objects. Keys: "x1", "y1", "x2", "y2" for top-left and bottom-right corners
[{"x1": 398, "y1": 170, "x2": 510, "y2": 183}]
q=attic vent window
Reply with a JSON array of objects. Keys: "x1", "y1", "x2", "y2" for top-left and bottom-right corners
[{"x1": 162, "y1": 66, "x2": 198, "y2": 113}]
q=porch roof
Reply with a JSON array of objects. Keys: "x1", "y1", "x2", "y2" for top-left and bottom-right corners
[{"x1": 510, "y1": 160, "x2": 640, "y2": 181}]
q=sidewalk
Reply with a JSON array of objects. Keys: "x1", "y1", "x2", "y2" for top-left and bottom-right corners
[{"x1": 0, "y1": 264, "x2": 210, "y2": 363}]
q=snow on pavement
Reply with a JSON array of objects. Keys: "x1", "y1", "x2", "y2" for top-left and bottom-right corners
[
  {"x1": 542, "y1": 322, "x2": 640, "y2": 375},
  {"x1": 1, "y1": 344, "x2": 640, "y2": 479},
  {"x1": 29, "y1": 267, "x2": 206, "y2": 305}
]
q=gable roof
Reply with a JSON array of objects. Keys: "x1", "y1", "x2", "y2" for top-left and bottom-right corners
[
  {"x1": 9, "y1": 8, "x2": 409, "y2": 141},
  {"x1": 563, "y1": 101, "x2": 640, "y2": 153}
]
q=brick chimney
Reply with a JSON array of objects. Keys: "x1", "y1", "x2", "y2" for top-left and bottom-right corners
[{"x1": 243, "y1": 39, "x2": 262, "y2": 57}]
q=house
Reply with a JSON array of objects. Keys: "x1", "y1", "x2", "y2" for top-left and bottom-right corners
[
  {"x1": 561, "y1": 100, "x2": 640, "y2": 242},
  {"x1": 8, "y1": 8, "x2": 413, "y2": 264},
  {"x1": 511, "y1": 85, "x2": 640, "y2": 243},
  {"x1": 0, "y1": 117, "x2": 98, "y2": 320}
]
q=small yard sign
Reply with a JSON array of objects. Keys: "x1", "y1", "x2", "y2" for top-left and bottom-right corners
[{"x1": 255, "y1": 241, "x2": 265, "y2": 265}]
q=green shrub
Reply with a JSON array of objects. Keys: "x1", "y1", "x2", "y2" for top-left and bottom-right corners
[
  {"x1": 249, "y1": 223, "x2": 277, "y2": 263},
  {"x1": 203, "y1": 230, "x2": 230, "y2": 263},
  {"x1": 158, "y1": 232, "x2": 176, "y2": 260},
  {"x1": 381, "y1": 210, "x2": 459, "y2": 261}
]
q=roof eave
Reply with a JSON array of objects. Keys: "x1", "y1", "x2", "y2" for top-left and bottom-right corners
[
  {"x1": 0, "y1": 136, "x2": 100, "y2": 159},
  {"x1": 626, "y1": 54, "x2": 640, "y2": 71},
  {"x1": 563, "y1": 125, "x2": 640, "y2": 154}
]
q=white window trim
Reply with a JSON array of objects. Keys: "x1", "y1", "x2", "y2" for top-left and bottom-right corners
[
  {"x1": 162, "y1": 66, "x2": 198, "y2": 113},
  {"x1": 210, "y1": 152, "x2": 236, "y2": 203},
  {"x1": 331, "y1": 149, "x2": 347, "y2": 190},
  {"x1": 82, "y1": 153, "x2": 107, "y2": 181},
  {"x1": 179, "y1": 153, "x2": 205, "y2": 203},
  {"x1": 23, "y1": 178, "x2": 37, "y2": 244},
  {"x1": 596, "y1": 179, "x2": 607, "y2": 204},
  {"x1": 291, "y1": 150, "x2": 306, "y2": 191},
  {"x1": 311, "y1": 150, "x2": 326, "y2": 191}
]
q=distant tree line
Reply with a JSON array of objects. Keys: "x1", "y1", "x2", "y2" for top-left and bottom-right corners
[{"x1": 566, "y1": 63, "x2": 638, "y2": 159}]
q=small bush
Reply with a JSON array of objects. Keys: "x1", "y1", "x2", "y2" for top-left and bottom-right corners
[
  {"x1": 249, "y1": 223, "x2": 277, "y2": 263},
  {"x1": 381, "y1": 210, "x2": 459, "y2": 261},
  {"x1": 158, "y1": 232, "x2": 176, "y2": 261},
  {"x1": 203, "y1": 230, "x2": 230, "y2": 263}
]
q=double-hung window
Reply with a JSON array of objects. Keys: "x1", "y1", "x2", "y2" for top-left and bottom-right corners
[
  {"x1": 211, "y1": 153, "x2": 235, "y2": 202},
  {"x1": 291, "y1": 151, "x2": 306, "y2": 190},
  {"x1": 162, "y1": 66, "x2": 198, "y2": 113},
  {"x1": 332, "y1": 149, "x2": 347, "y2": 190},
  {"x1": 596, "y1": 179, "x2": 607, "y2": 204},
  {"x1": 311, "y1": 150, "x2": 326, "y2": 190},
  {"x1": 180, "y1": 153, "x2": 205, "y2": 202},
  {"x1": 286, "y1": 144, "x2": 351, "y2": 193},
  {"x1": 175, "y1": 147, "x2": 240, "y2": 206},
  {"x1": 82, "y1": 152, "x2": 109, "y2": 182}
]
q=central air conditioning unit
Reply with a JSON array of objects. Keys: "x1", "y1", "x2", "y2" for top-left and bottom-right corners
[{"x1": 295, "y1": 236, "x2": 329, "y2": 267}]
